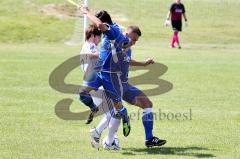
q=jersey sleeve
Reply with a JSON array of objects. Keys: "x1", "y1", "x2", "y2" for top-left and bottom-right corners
[
  {"x1": 104, "y1": 24, "x2": 130, "y2": 44},
  {"x1": 170, "y1": 3, "x2": 174, "y2": 13},
  {"x1": 89, "y1": 43, "x2": 97, "y2": 53},
  {"x1": 104, "y1": 24, "x2": 120, "y2": 40}
]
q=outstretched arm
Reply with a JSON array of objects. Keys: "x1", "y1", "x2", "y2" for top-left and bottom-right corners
[
  {"x1": 130, "y1": 58, "x2": 154, "y2": 67},
  {"x1": 80, "y1": 5, "x2": 108, "y2": 32}
]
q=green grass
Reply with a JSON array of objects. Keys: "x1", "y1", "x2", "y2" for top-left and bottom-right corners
[{"x1": 1, "y1": 0, "x2": 240, "y2": 159}]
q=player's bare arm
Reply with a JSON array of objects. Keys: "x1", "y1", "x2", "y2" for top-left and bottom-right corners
[
  {"x1": 166, "y1": 11, "x2": 171, "y2": 20},
  {"x1": 183, "y1": 13, "x2": 187, "y2": 21},
  {"x1": 80, "y1": 5, "x2": 109, "y2": 32},
  {"x1": 130, "y1": 58, "x2": 154, "y2": 67}
]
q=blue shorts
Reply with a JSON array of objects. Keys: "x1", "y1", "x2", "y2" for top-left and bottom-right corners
[
  {"x1": 86, "y1": 72, "x2": 123, "y2": 103},
  {"x1": 122, "y1": 83, "x2": 143, "y2": 104}
]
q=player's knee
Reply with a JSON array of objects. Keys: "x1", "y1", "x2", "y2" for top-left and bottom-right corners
[
  {"x1": 136, "y1": 96, "x2": 153, "y2": 108},
  {"x1": 79, "y1": 91, "x2": 94, "y2": 107},
  {"x1": 79, "y1": 90, "x2": 88, "y2": 98},
  {"x1": 148, "y1": 100, "x2": 153, "y2": 108},
  {"x1": 142, "y1": 99, "x2": 152, "y2": 108}
]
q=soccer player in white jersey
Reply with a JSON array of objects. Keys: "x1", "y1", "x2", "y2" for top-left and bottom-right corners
[
  {"x1": 80, "y1": 24, "x2": 102, "y2": 124},
  {"x1": 79, "y1": 6, "x2": 135, "y2": 138},
  {"x1": 80, "y1": 24, "x2": 119, "y2": 149},
  {"x1": 80, "y1": 25, "x2": 101, "y2": 79}
]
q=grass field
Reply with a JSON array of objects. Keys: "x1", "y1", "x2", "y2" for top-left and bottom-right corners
[{"x1": 1, "y1": 0, "x2": 240, "y2": 159}]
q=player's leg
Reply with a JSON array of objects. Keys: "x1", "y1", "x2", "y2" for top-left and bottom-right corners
[
  {"x1": 122, "y1": 85, "x2": 154, "y2": 141},
  {"x1": 90, "y1": 89, "x2": 116, "y2": 149},
  {"x1": 171, "y1": 21, "x2": 177, "y2": 48},
  {"x1": 171, "y1": 31, "x2": 176, "y2": 48},
  {"x1": 95, "y1": 90, "x2": 121, "y2": 150},
  {"x1": 175, "y1": 31, "x2": 180, "y2": 48},
  {"x1": 123, "y1": 84, "x2": 166, "y2": 147},
  {"x1": 134, "y1": 94, "x2": 166, "y2": 147},
  {"x1": 95, "y1": 112, "x2": 111, "y2": 134},
  {"x1": 79, "y1": 86, "x2": 95, "y2": 109},
  {"x1": 175, "y1": 20, "x2": 182, "y2": 49},
  {"x1": 100, "y1": 105, "x2": 122, "y2": 150},
  {"x1": 79, "y1": 73, "x2": 102, "y2": 124},
  {"x1": 91, "y1": 104, "x2": 121, "y2": 150},
  {"x1": 89, "y1": 71, "x2": 131, "y2": 149},
  {"x1": 90, "y1": 111, "x2": 111, "y2": 149},
  {"x1": 89, "y1": 88, "x2": 121, "y2": 150},
  {"x1": 94, "y1": 108, "x2": 121, "y2": 151},
  {"x1": 103, "y1": 115, "x2": 121, "y2": 150},
  {"x1": 101, "y1": 72, "x2": 131, "y2": 138}
]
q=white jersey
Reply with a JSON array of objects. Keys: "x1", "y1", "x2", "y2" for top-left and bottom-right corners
[
  {"x1": 80, "y1": 41, "x2": 98, "y2": 81},
  {"x1": 80, "y1": 41, "x2": 114, "y2": 115}
]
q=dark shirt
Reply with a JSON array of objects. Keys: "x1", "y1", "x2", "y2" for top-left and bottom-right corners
[{"x1": 170, "y1": 3, "x2": 185, "y2": 21}]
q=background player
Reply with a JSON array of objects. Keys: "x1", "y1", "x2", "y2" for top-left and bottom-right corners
[{"x1": 165, "y1": 0, "x2": 188, "y2": 49}]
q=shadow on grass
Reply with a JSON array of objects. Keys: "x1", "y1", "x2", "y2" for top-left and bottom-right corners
[{"x1": 121, "y1": 146, "x2": 216, "y2": 158}]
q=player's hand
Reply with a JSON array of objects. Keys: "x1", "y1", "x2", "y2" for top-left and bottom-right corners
[
  {"x1": 144, "y1": 58, "x2": 154, "y2": 66},
  {"x1": 80, "y1": 4, "x2": 89, "y2": 14},
  {"x1": 164, "y1": 20, "x2": 170, "y2": 27}
]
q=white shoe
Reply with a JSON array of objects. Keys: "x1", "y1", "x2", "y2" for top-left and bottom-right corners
[
  {"x1": 89, "y1": 128, "x2": 101, "y2": 149},
  {"x1": 102, "y1": 136, "x2": 120, "y2": 151}
]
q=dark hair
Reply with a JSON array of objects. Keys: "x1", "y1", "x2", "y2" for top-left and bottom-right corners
[
  {"x1": 85, "y1": 24, "x2": 102, "y2": 41},
  {"x1": 127, "y1": 25, "x2": 142, "y2": 36},
  {"x1": 95, "y1": 10, "x2": 113, "y2": 25}
]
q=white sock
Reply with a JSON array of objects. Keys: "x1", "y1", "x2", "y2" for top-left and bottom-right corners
[
  {"x1": 95, "y1": 112, "x2": 111, "y2": 134},
  {"x1": 106, "y1": 117, "x2": 121, "y2": 145},
  {"x1": 143, "y1": 108, "x2": 153, "y2": 115}
]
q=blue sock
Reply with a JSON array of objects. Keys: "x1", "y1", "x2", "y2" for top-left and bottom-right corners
[
  {"x1": 119, "y1": 106, "x2": 128, "y2": 120},
  {"x1": 142, "y1": 108, "x2": 154, "y2": 141},
  {"x1": 79, "y1": 91, "x2": 96, "y2": 110},
  {"x1": 114, "y1": 106, "x2": 128, "y2": 120}
]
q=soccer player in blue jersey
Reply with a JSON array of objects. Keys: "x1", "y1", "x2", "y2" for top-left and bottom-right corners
[
  {"x1": 90, "y1": 26, "x2": 167, "y2": 150},
  {"x1": 78, "y1": 6, "x2": 140, "y2": 137}
]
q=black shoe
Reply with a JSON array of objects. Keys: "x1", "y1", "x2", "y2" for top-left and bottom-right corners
[
  {"x1": 86, "y1": 107, "x2": 99, "y2": 124},
  {"x1": 145, "y1": 136, "x2": 167, "y2": 148},
  {"x1": 178, "y1": 46, "x2": 182, "y2": 49},
  {"x1": 122, "y1": 115, "x2": 131, "y2": 137}
]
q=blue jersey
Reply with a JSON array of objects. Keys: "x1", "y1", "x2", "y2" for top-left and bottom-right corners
[
  {"x1": 94, "y1": 23, "x2": 130, "y2": 73},
  {"x1": 120, "y1": 49, "x2": 131, "y2": 83},
  {"x1": 120, "y1": 49, "x2": 143, "y2": 103}
]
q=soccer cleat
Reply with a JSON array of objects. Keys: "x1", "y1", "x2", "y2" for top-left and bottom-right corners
[
  {"x1": 102, "y1": 137, "x2": 120, "y2": 151},
  {"x1": 122, "y1": 115, "x2": 131, "y2": 137},
  {"x1": 86, "y1": 107, "x2": 99, "y2": 124},
  {"x1": 145, "y1": 136, "x2": 167, "y2": 148},
  {"x1": 178, "y1": 46, "x2": 182, "y2": 49},
  {"x1": 115, "y1": 107, "x2": 131, "y2": 137},
  {"x1": 89, "y1": 128, "x2": 101, "y2": 149}
]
